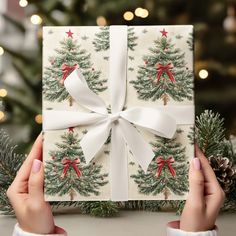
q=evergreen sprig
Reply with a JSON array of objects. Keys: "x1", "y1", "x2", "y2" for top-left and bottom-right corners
[
  {"x1": 78, "y1": 201, "x2": 118, "y2": 217},
  {"x1": 195, "y1": 110, "x2": 225, "y2": 157},
  {"x1": 0, "y1": 129, "x2": 25, "y2": 214}
]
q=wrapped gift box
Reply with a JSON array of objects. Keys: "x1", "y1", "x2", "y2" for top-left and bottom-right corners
[{"x1": 42, "y1": 25, "x2": 194, "y2": 201}]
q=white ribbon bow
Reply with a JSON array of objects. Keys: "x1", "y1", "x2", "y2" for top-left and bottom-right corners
[{"x1": 43, "y1": 26, "x2": 194, "y2": 201}]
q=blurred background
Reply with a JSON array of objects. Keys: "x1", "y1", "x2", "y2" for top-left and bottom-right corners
[{"x1": 0, "y1": 0, "x2": 236, "y2": 152}]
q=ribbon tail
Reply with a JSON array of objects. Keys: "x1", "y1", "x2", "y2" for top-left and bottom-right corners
[
  {"x1": 157, "y1": 165, "x2": 164, "y2": 177},
  {"x1": 166, "y1": 70, "x2": 175, "y2": 83},
  {"x1": 62, "y1": 73, "x2": 67, "y2": 81},
  {"x1": 72, "y1": 163, "x2": 82, "y2": 177},
  {"x1": 61, "y1": 164, "x2": 70, "y2": 178},
  {"x1": 110, "y1": 124, "x2": 128, "y2": 201},
  {"x1": 168, "y1": 164, "x2": 176, "y2": 177},
  {"x1": 156, "y1": 70, "x2": 162, "y2": 82},
  {"x1": 118, "y1": 119, "x2": 154, "y2": 173},
  {"x1": 80, "y1": 119, "x2": 111, "y2": 164}
]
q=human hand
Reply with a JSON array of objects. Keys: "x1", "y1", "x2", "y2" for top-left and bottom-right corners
[
  {"x1": 180, "y1": 145, "x2": 225, "y2": 231},
  {"x1": 7, "y1": 133, "x2": 56, "y2": 234}
]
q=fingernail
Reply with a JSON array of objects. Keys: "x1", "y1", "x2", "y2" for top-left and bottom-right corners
[
  {"x1": 32, "y1": 159, "x2": 42, "y2": 173},
  {"x1": 193, "y1": 158, "x2": 201, "y2": 170}
]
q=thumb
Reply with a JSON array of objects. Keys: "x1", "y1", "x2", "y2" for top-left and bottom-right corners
[
  {"x1": 28, "y1": 159, "x2": 44, "y2": 200},
  {"x1": 187, "y1": 158, "x2": 205, "y2": 207}
]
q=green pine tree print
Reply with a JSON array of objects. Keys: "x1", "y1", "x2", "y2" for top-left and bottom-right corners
[
  {"x1": 93, "y1": 26, "x2": 138, "y2": 52},
  {"x1": 130, "y1": 29, "x2": 193, "y2": 105},
  {"x1": 131, "y1": 130, "x2": 189, "y2": 199},
  {"x1": 43, "y1": 30, "x2": 107, "y2": 106},
  {"x1": 45, "y1": 129, "x2": 108, "y2": 200}
]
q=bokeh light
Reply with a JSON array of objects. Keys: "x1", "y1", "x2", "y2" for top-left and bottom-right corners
[
  {"x1": 35, "y1": 114, "x2": 42, "y2": 124},
  {"x1": 140, "y1": 9, "x2": 149, "y2": 18},
  {"x1": 199, "y1": 69, "x2": 209, "y2": 79},
  {"x1": 96, "y1": 16, "x2": 107, "y2": 26},
  {"x1": 0, "y1": 111, "x2": 5, "y2": 121},
  {"x1": 30, "y1": 14, "x2": 43, "y2": 25},
  {"x1": 19, "y1": 0, "x2": 28, "y2": 8},
  {"x1": 0, "y1": 47, "x2": 4, "y2": 56},
  {"x1": 0, "y1": 89, "x2": 8, "y2": 97},
  {"x1": 135, "y1": 7, "x2": 143, "y2": 17},
  {"x1": 123, "y1": 11, "x2": 134, "y2": 21}
]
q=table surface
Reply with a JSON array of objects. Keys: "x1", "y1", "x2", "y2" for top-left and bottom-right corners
[{"x1": 1, "y1": 211, "x2": 236, "y2": 236}]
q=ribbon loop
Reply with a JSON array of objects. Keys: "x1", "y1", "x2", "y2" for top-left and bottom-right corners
[{"x1": 64, "y1": 69, "x2": 107, "y2": 115}]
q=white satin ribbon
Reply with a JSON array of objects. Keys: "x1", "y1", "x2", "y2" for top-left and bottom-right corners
[{"x1": 43, "y1": 26, "x2": 194, "y2": 201}]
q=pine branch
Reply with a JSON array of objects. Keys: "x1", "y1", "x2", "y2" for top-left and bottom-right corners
[
  {"x1": 0, "y1": 130, "x2": 25, "y2": 215},
  {"x1": 78, "y1": 201, "x2": 119, "y2": 217},
  {"x1": 195, "y1": 110, "x2": 225, "y2": 157}
]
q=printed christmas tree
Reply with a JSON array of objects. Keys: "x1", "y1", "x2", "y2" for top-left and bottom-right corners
[
  {"x1": 187, "y1": 32, "x2": 193, "y2": 51},
  {"x1": 131, "y1": 130, "x2": 189, "y2": 200},
  {"x1": 93, "y1": 26, "x2": 138, "y2": 52},
  {"x1": 43, "y1": 29, "x2": 107, "y2": 106},
  {"x1": 130, "y1": 28, "x2": 193, "y2": 105},
  {"x1": 45, "y1": 128, "x2": 108, "y2": 200}
]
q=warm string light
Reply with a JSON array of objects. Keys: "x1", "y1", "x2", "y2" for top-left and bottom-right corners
[
  {"x1": 19, "y1": 0, "x2": 28, "y2": 8},
  {"x1": 199, "y1": 69, "x2": 209, "y2": 79},
  {"x1": 123, "y1": 7, "x2": 149, "y2": 21},
  {"x1": 30, "y1": 14, "x2": 43, "y2": 25},
  {"x1": 0, "y1": 89, "x2": 7, "y2": 97},
  {"x1": 223, "y1": 5, "x2": 236, "y2": 33},
  {"x1": 123, "y1": 11, "x2": 134, "y2": 21},
  {"x1": 96, "y1": 16, "x2": 107, "y2": 26},
  {"x1": 35, "y1": 114, "x2": 42, "y2": 124},
  {"x1": 0, "y1": 111, "x2": 5, "y2": 121},
  {"x1": 0, "y1": 46, "x2": 4, "y2": 56},
  {"x1": 134, "y1": 7, "x2": 149, "y2": 18}
]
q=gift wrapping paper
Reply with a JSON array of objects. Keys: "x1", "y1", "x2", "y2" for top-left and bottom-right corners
[{"x1": 42, "y1": 25, "x2": 194, "y2": 201}]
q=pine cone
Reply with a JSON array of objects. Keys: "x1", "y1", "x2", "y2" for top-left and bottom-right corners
[{"x1": 209, "y1": 155, "x2": 236, "y2": 193}]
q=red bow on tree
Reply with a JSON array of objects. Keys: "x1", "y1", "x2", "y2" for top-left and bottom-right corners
[
  {"x1": 61, "y1": 158, "x2": 82, "y2": 178},
  {"x1": 156, "y1": 156, "x2": 176, "y2": 177},
  {"x1": 156, "y1": 63, "x2": 176, "y2": 83},
  {"x1": 61, "y1": 63, "x2": 77, "y2": 83}
]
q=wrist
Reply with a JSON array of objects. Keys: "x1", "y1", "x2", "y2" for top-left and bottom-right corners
[
  {"x1": 19, "y1": 226, "x2": 56, "y2": 235},
  {"x1": 167, "y1": 221, "x2": 218, "y2": 235},
  {"x1": 180, "y1": 219, "x2": 216, "y2": 232},
  {"x1": 14, "y1": 223, "x2": 67, "y2": 236}
]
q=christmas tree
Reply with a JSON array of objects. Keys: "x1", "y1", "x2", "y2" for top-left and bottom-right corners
[
  {"x1": 93, "y1": 26, "x2": 138, "y2": 52},
  {"x1": 93, "y1": 27, "x2": 109, "y2": 52},
  {"x1": 45, "y1": 129, "x2": 108, "y2": 200},
  {"x1": 130, "y1": 28, "x2": 193, "y2": 105},
  {"x1": 187, "y1": 32, "x2": 194, "y2": 51},
  {"x1": 131, "y1": 130, "x2": 189, "y2": 200},
  {"x1": 43, "y1": 29, "x2": 107, "y2": 106}
]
